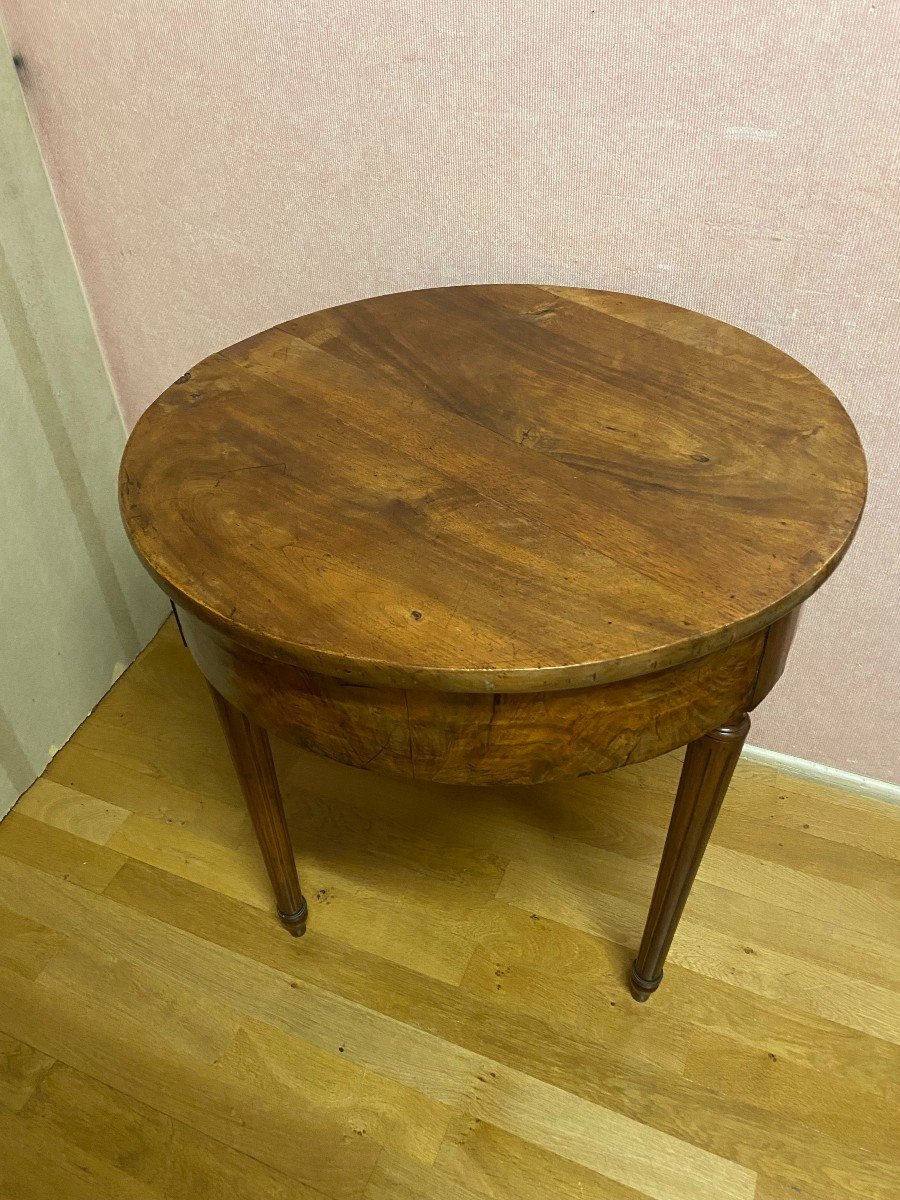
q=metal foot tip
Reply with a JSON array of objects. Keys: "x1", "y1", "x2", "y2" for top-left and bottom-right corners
[
  {"x1": 278, "y1": 897, "x2": 308, "y2": 937},
  {"x1": 629, "y1": 962, "x2": 662, "y2": 1003}
]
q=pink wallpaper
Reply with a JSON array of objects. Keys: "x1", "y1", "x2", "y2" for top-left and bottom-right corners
[{"x1": 4, "y1": 2, "x2": 898, "y2": 782}]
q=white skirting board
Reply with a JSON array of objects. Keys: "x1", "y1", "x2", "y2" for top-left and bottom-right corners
[{"x1": 741, "y1": 744, "x2": 900, "y2": 806}]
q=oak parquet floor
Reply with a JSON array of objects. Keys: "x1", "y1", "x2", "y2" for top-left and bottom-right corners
[{"x1": 0, "y1": 621, "x2": 896, "y2": 1200}]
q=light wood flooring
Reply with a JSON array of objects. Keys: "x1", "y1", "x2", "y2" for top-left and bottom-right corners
[{"x1": 0, "y1": 620, "x2": 897, "y2": 1199}]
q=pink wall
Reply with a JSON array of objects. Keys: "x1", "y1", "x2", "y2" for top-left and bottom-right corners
[{"x1": 4, "y1": 2, "x2": 898, "y2": 782}]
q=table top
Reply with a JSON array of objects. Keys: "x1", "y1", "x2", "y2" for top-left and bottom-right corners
[{"x1": 120, "y1": 285, "x2": 866, "y2": 693}]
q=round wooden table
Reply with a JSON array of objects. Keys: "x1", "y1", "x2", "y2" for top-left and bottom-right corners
[{"x1": 120, "y1": 285, "x2": 866, "y2": 1001}]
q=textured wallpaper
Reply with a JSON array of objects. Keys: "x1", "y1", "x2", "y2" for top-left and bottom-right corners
[
  {"x1": 0, "y1": 25, "x2": 167, "y2": 814},
  {"x1": 2, "y1": 2, "x2": 897, "y2": 781}
]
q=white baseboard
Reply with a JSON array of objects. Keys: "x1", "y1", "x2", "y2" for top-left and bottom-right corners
[{"x1": 741, "y1": 744, "x2": 900, "y2": 805}]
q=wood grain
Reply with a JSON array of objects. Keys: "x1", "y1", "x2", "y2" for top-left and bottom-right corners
[
  {"x1": 0, "y1": 1031, "x2": 54, "y2": 1113},
  {"x1": 17, "y1": 1063, "x2": 325, "y2": 1200},
  {"x1": 0, "y1": 622, "x2": 896, "y2": 1200},
  {"x1": 13, "y1": 778, "x2": 130, "y2": 845},
  {"x1": 631, "y1": 713, "x2": 751, "y2": 1000},
  {"x1": 181, "y1": 606, "x2": 767, "y2": 785},
  {"x1": 207, "y1": 685, "x2": 308, "y2": 933},
  {"x1": 120, "y1": 285, "x2": 866, "y2": 694}
]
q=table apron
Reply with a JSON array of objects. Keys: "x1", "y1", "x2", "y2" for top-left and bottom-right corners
[{"x1": 177, "y1": 607, "x2": 799, "y2": 786}]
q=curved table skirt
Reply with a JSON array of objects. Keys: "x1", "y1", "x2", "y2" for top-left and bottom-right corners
[{"x1": 178, "y1": 607, "x2": 799, "y2": 787}]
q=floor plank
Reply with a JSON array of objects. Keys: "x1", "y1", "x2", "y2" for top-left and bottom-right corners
[
  {"x1": 0, "y1": 1032, "x2": 54, "y2": 1114},
  {"x1": 0, "y1": 904, "x2": 67, "y2": 982},
  {"x1": 0, "y1": 1106, "x2": 163, "y2": 1200},
  {"x1": 17, "y1": 1062, "x2": 326, "y2": 1200},
  {"x1": 436, "y1": 1112, "x2": 654, "y2": 1200},
  {"x1": 0, "y1": 811, "x2": 125, "y2": 893},
  {"x1": 13, "y1": 778, "x2": 130, "y2": 846},
  {"x1": 0, "y1": 961, "x2": 381, "y2": 1199}
]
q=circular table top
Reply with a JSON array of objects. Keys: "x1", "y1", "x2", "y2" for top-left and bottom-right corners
[{"x1": 120, "y1": 285, "x2": 866, "y2": 693}]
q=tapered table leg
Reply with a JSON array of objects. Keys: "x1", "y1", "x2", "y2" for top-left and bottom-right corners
[
  {"x1": 208, "y1": 685, "x2": 308, "y2": 935},
  {"x1": 630, "y1": 712, "x2": 750, "y2": 1001}
]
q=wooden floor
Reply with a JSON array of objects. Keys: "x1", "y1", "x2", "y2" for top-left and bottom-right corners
[{"x1": 0, "y1": 622, "x2": 897, "y2": 1200}]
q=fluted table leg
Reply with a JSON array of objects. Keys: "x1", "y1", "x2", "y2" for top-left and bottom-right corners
[
  {"x1": 208, "y1": 685, "x2": 308, "y2": 935},
  {"x1": 630, "y1": 712, "x2": 751, "y2": 1001}
]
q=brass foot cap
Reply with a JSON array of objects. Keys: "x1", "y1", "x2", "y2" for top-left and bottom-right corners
[
  {"x1": 629, "y1": 963, "x2": 662, "y2": 1003},
  {"x1": 278, "y1": 897, "x2": 308, "y2": 937}
]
